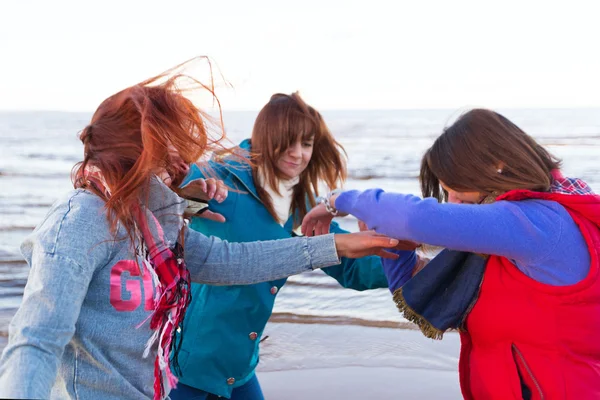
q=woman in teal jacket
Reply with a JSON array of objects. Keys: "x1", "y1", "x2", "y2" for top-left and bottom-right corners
[{"x1": 170, "y1": 93, "x2": 389, "y2": 400}]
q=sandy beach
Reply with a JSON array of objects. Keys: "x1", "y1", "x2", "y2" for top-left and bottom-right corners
[
  {"x1": 256, "y1": 321, "x2": 462, "y2": 399},
  {"x1": 0, "y1": 317, "x2": 462, "y2": 399}
]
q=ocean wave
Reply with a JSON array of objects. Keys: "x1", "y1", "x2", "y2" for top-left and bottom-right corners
[
  {"x1": 0, "y1": 282, "x2": 26, "y2": 293},
  {"x1": 0, "y1": 200, "x2": 54, "y2": 208},
  {"x1": 284, "y1": 279, "x2": 343, "y2": 290},
  {"x1": 270, "y1": 312, "x2": 415, "y2": 329},
  {"x1": 0, "y1": 246, "x2": 26, "y2": 263},
  {"x1": 348, "y1": 170, "x2": 418, "y2": 181},
  {"x1": 0, "y1": 259, "x2": 27, "y2": 267},
  {"x1": 0, "y1": 170, "x2": 69, "y2": 179},
  {"x1": 25, "y1": 153, "x2": 80, "y2": 162},
  {"x1": 0, "y1": 225, "x2": 36, "y2": 232}
]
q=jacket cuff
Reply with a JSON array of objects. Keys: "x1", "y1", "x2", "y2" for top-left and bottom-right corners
[{"x1": 306, "y1": 233, "x2": 340, "y2": 269}]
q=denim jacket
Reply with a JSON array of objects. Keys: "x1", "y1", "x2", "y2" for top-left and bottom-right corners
[{"x1": 0, "y1": 178, "x2": 340, "y2": 399}]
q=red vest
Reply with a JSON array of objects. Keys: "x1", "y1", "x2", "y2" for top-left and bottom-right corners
[{"x1": 459, "y1": 190, "x2": 600, "y2": 400}]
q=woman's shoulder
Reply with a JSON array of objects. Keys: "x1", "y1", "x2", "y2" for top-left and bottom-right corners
[
  {"x1": 504, "y1": 198, "x2": 571, "y2": 218},
  {"x1": 22, "y1": 189, "x2": 115, "y2": 260},
  {"x1": 41, "y1": 189, "x2": 105, "y2": 221},
  {"x1": 55, "y1": 189, "x2": 109, "y2": 226}
]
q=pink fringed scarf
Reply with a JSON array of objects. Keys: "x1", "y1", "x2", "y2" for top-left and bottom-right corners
[
  {"x1": 76, "y1": 168, "x2": 191, "y2": 400},
  {"x1": 133, "y1": 205, "x2": 191, "y2": 399}
]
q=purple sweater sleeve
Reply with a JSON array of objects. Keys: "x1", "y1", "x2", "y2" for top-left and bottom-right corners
[
  {"x1": 336, "y1": 189, "x2": 590, "y2": 286},
  {"x1": 380, "y1": 249, "x2": 418, "y2": 293}
]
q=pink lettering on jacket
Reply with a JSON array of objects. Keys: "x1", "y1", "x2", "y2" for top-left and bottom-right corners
[{"x1": 110, "y1": 260, "x2": 156, "y2": 312}]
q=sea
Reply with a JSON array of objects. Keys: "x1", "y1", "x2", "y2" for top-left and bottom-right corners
[{"x1": 1, "y1": 108, "x2": 599, "y2": 347}]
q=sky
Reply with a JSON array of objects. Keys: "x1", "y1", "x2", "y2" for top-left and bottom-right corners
[{"x1": 1, "y1": 0, "x2": 599, "y2": 111}]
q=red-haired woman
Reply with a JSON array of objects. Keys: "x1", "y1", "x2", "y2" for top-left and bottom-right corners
[{"x1": 0, "y1": 66, "x2": 398, "y2": 400}]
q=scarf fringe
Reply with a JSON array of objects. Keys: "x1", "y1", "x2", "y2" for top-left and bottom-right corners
[{"x1": 392, "y1": 287, "x2": 445, "y2": 340}]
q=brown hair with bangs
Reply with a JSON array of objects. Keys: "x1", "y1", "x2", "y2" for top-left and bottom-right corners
[
  {"x1": 420, "y1": 108, "x2": 562, "y2": 202},
  {"x1": 251, "y1": 92, "x2": 347, "y2": 226}
]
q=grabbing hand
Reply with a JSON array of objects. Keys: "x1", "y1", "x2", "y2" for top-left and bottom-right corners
[
  {"x1": 302, "y1": 203, "x2": 334, "y2": 237},
  {"x1": 195, "y1": 209, "x2": 227, "y2": 223},
  {"x1": 334, "y1": 231, "x2": 400, "y2": 260},
  {"x1": 180, "y1": 178, "x2": 228, "y2": 203},
  {"x1": 180, "y1": 178, "x2": 228, "y2": 223}
]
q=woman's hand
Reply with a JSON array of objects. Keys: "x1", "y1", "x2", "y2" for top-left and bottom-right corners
[
  {"x1": 193, "y1": 208, "x2": 228, "y2": 223},
  {"x1": 301, "y1": 203, "x2": 334, "y2": 236},
  {"x1": 302, "y1": 192, "x2": 347, "y2": 236},
  {"x1": 180, "y1": 178, "x2": 228, "y2": 223},
  {"x1": 357, "y1": 219, "x2": 369, "y2": 232},
  {"x1": 334, "y1": 231, "x2": 400, "y2": 260},
  {"x1": 180, "y1": 178, "x2": 228, "y2": 203}
]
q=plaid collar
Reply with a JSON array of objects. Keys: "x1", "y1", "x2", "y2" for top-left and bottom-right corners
[{"x1": 550, "y1": 170, "x2": 594, "y2": 195}]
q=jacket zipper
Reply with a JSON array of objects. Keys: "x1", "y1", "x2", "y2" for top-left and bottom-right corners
[{"x1": 511, "y1": 344, "x2": 544, "y2": 399}]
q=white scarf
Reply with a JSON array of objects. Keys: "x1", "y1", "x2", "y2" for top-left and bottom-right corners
[{"x1": 257, "y1": 169, "x2": 300, "y2": 226}]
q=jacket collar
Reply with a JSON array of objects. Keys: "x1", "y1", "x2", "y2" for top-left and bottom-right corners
[
  {"x1": 226, "y1": 139, "x2": 299, "y2": 231},
  {"x1": 221, "y1": 139, "x2": 260, "y2": 200}
]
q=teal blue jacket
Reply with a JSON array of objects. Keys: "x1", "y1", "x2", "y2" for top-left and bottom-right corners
[{"x1": 174, "y1": 140, "x2": 388, "y2": 398}]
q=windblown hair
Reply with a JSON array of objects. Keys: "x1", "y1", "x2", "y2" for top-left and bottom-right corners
[
  {"x1": 420, "y1": 108, "x2": 562, "y2": 202},
  {"x1": 250, "y1": 92, "x2": 347, "y2": 226},
  {"x1": 72, "y1": 57, "x2": 227, "y2": 241}
]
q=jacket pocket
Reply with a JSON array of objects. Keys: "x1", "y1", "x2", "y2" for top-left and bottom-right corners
[{"x1": 511, "y1": 344, "x2": 544, "y2": 400}]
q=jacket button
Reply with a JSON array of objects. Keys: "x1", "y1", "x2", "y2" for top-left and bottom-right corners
[
  {"x1": 227, "y1": 377, "x2": 235, "y2": 385},
  {"x1": 270, "y1": 286, "x2": 278, "y2": 295},
  {"x1": 249, "y1": 332, "x2": 258, "y2": 341}
]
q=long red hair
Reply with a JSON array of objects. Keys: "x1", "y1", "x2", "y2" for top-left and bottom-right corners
[{"x1": 73, "y1": 57, "x2": 227, "y2": 241}]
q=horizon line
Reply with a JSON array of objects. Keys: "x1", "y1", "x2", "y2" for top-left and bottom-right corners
[{"x1": 2, "y1": 106, "x2": 600, "y2": 114}]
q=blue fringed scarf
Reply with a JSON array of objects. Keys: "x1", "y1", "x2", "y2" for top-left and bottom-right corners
[{"x1": 393, "y1": 250, "x2": 487, "y2": 339}]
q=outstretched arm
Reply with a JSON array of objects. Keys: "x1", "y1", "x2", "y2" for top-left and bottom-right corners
[
  {"x1": 184, "y1": 228, "x2": 401, "y2": 285},
  {"x1": 332, "y1": 189, "x2": 566, "y2": 266}
]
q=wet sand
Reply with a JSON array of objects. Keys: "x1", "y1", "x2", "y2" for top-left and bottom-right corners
[
  {"x1": 0, "y1": 316, "x2": 462, "y2": 399},
  {"x1": 257, "y1": 321, "x2": 462, "y2": 399}
]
